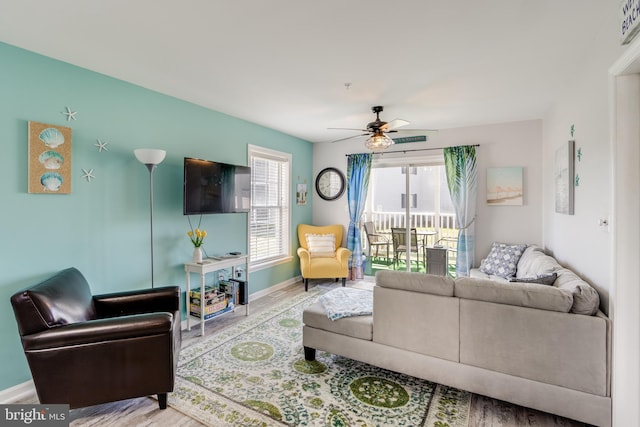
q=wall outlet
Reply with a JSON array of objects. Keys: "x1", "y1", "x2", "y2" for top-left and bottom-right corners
[{"x1": 218, "y1": 273, "x2": 225, "y2": 281}]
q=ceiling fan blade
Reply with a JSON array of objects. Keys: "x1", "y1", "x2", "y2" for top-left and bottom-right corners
[
  {"x1": 328, "y1": 127, "x2": 369, "y2": 132},
  {"x1": 381, "y1": 119, "x2": 410, "y2": 131},
  {"x1": 394, "y1": 128, "x2": 439, "y2": 135},
  {"x1": 329, "y1": 133, "x2": 369, "y2": 143}
]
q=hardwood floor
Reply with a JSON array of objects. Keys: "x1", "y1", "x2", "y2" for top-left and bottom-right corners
[{"x1": 15, "y1": 279, "x2": 592, "y2": 426}]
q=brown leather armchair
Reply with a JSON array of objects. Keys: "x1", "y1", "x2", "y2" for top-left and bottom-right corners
[{"x1": 10, "y1": 267, "x2": 181, "y2": 409}]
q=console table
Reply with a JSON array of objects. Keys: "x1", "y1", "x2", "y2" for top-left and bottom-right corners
[{"x1": 184, "y1": 254, "x2": 249, "y2": 336}]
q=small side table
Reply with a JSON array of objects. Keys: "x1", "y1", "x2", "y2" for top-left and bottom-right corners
[
  {"x1": 425, "y1": 247, "x2": 448, "y2": 276},
  {"x1": 184, "y1": 254, "x2": 249, "y2": 336}
]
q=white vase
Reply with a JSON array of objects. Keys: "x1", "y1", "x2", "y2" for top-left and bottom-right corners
[{"x1": 193, "y1": 247, "x2": 203, "y2": 263}]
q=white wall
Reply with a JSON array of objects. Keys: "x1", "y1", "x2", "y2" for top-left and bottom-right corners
[
  {"x1": 542, "y1": 8, "x2": 625, "y2": 315},
  {"x1": 313, "y1": 119, "x2": 543, "y2": 263},
  {"x1": 543, "y1": 6, "x2": 639, "y2": 426}
]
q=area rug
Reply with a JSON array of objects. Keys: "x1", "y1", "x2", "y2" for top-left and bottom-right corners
[{"x1": 169, "y1": 284, "x2": 470, "y2": 426}]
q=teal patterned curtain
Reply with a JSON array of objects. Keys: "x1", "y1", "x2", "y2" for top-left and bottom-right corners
[
  {"x1": 444, "y1": 146, "x2": 478, "y2": 276},
  {"x1": 346, "y1": 153, "x2": 372, "y2": 280}
]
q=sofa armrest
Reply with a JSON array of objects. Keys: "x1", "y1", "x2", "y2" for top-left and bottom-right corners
[
  {"x1": 93, "y1": 285, "x2": 180, "y2": 317},
  {"x1": 375, "y1": 270, "x2": 455, "y2": 296},
  {"x1": 21, "y1": 312, "x2": 174, "y2": 351},
  {"x1": 336, "y1": 247, "x2": 351, "y2": 265},
  {"x1": 297, "y1": 247, "x2": 311, "y2": 260}
]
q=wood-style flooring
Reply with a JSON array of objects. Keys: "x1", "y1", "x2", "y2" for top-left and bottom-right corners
[{"x1": 15, "y1": 280, "x2": 592, "y2": 426}]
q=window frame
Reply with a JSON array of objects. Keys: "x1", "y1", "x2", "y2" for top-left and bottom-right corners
[{"x1": 247, "y1": 145, "x2": 293, "y2": 271}]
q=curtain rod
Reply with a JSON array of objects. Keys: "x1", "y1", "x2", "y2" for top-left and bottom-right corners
[{"x1": 345, "y1": 144, "x2": 480, "y2": 157}]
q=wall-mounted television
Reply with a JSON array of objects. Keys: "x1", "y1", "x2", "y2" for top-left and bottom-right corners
[{"x1": 183, "y1": 157, "x2": 251, "y2": 215}]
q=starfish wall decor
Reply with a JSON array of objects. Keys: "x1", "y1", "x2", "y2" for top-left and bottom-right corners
[
  {"x1": 81, "y1": 168, "x2": 95, "y2": 182},
  {"x1": 95, "y1": 139, "x2": 108, "y2": 152},
  {"x1": 62, "y1": 106, "x2": 78, "y2": 121}
]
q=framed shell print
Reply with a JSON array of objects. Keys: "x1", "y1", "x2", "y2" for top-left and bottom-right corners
[{"x1": 28, "y1": 121, "x2": 72, "y2": 194}]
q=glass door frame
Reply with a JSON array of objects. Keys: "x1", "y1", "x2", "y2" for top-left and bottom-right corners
[{"x1": 365, "y1": 152, "x2": 446, "y2": 272}]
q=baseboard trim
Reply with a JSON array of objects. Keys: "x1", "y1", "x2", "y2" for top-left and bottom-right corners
[
  {"x1": 0, "y1": 379, "x2": 35, "y2": 404},
  {"x1": 248, "y1": 275, "x2": 302, "y2": 301},
  {"x1": 180, "y1": 275, "x2": 302, "y2": 330}
]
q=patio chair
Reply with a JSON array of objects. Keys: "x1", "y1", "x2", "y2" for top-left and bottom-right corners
[
  {"x1": 391, "y1": 227, "x2": 422, "y2": 269},
  {"x1": 363, "y1": 221, "x2": 390, "y2": 261}
]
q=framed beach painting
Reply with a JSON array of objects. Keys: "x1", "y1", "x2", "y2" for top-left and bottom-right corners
[
  {"x1": 486, "y1": 167, "x2": 523, "y2": 206},
  {"x1": 555, "y1": 140, "x2": 575, "y2": 215},
  {"x1": 28, "y1": 121, "x2": 72, "y2": 194}
]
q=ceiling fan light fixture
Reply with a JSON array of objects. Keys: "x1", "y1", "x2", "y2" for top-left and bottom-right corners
[{"x1": 364, "y1": 132, "x2": 393, "y2": 151}]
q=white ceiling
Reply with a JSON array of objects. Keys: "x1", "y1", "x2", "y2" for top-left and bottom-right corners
[{"x1": 0, "y1": 1, "x2": 609, "y2": 143}]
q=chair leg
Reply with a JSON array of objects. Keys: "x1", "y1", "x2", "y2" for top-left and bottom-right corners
[
  {"x1": 304, "y1": 346, "x2": 316, "y2": 361},
  {"x1": 304, "y1": 278, "x2": 309, "y2": 291},
  {"x1": 158, "y1": 393, "x2": 167, "y2": 409},
  {"x1": 342, "y1": 278, "x2": 346, "y2": 287}
]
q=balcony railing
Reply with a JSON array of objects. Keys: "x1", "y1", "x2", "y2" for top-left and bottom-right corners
[{"x1": 363, "y1": 211, "x2": 458, "y2": 240}]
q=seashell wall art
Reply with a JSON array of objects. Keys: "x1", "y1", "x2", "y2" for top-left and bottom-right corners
[{"x1": 28, "y1": 121, "x2": 72, "y2": 194}]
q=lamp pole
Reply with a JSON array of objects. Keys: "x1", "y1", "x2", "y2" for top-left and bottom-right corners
[
  {"x1": 145, "y1": 163, "x2": 157, "y2": 287},
  {"x1": 134, "y1": 149, "x2": 166, "y2": 288}
]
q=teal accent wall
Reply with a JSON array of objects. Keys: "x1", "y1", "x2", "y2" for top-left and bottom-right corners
[{"x1": 0, "y1": 42, "x2": 313, "y2": 391}]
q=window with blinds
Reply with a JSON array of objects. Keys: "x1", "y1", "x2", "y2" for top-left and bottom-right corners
[{"x1": 248, "y1": 145, "x2": 291, "y2": 269}]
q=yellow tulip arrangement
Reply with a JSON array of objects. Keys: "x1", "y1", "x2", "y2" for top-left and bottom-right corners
[{"x1": 187, "y1": 228, "x2": 207, "y2": 247}]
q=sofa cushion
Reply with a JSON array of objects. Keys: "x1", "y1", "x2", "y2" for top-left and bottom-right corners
[
  {"x1": 305, "y1": 233, "x2": 336, "y2": 258},
  {"x1": 479, "y1": 242, "x2": 527, "y2": 278},
  {"x1": 554, "y1": 268, "x2": 600, "y2": 315},
  {"x1": 509, "y1": 272, "x2": 557, "y2": 286},
  {"x1": 469, "y1": 268, "x2": 508, "y2": 282},
  {"x1": 454, "y1": 276, "x2": 573, "y2": 313},
  {"x1": 375, "y1": 270, "x2": 454, "y2": 296},
  {"x1": 516, "y1": 245, "x2": 560, "y2": 279},
  {"x1": 303, "y1": 301, "x2": 372, "y2": 340}
]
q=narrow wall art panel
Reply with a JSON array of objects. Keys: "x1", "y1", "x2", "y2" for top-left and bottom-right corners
[
  {"x1": 486, "y1": 167, "x2": 523, "y2": 206},
  {"x1": 28, "y1": 121, "x2": 72, "y2": 194},
  {"x1": 555, "y1": 140, "x2": 575, "y2": 215}
]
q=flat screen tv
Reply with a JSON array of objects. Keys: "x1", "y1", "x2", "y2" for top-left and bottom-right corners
[{"x1": 183, "y1": 157, "x2": 251, "y2": 215}]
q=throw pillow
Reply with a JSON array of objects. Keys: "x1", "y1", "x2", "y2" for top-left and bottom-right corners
[
  {"x1": 305, "y1": 233, "x2": 336, "y2": 258},
  {"x1": 509, "y1": 272, "x2": 557, "y2": 286},
  {"x1": 479, "y1": 242, "x2": 527, "y2": 279}
]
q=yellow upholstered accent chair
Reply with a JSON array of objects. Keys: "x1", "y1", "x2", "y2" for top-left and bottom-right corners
[{"x1": 297, "y1": 224, "x2": 351, "y2": 291}]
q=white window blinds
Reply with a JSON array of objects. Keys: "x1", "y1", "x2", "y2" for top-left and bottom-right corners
[{"x1": 248, "y1": 145, "x2": 291, "y2": 268}]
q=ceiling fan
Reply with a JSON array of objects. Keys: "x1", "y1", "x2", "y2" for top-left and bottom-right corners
[{"x1": 328, "y1": 106, "x2": 436, "y2": 150}]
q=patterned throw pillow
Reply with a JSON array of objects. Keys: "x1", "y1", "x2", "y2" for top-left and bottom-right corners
[
  {"x1": 509, "y1": 272, "x2": 558, "y2": 286},
  {"x1": 479, "y1": 242, "x2": 527, "y2": 278},
  {"x1": 305, "y1": 233, "x2": 336, "y2": 258}
]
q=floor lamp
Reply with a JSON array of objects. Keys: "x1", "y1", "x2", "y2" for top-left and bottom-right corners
[{"x1": 134, "y1": 148, "x2": 166, "y2": 288}]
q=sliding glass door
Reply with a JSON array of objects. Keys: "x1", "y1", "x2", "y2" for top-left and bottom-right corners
[{"x1": 363, "y1": 154, "x2": 456, "y2": 274}]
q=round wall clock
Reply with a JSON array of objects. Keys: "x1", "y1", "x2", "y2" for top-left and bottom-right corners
[{"x1": 315, "y1": 167, "x2": 346, "y2": 201}]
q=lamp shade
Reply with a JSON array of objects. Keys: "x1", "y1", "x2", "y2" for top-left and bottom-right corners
[
  {"x1": 134, "y1": 149, "x2": 166, "y2": 165},
  {"x1": 364, "y1": 133, "x2": 394, "y2": 151}
]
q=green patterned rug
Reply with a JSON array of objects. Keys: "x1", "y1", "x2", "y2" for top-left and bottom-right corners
[{"x1": 169, "y1": 284, "x2": 470, "y2": 426}]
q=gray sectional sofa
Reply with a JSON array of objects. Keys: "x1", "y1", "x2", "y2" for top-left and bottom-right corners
[{"x1": 302, "y1": 245, "x2": 611, "y2": 427}]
